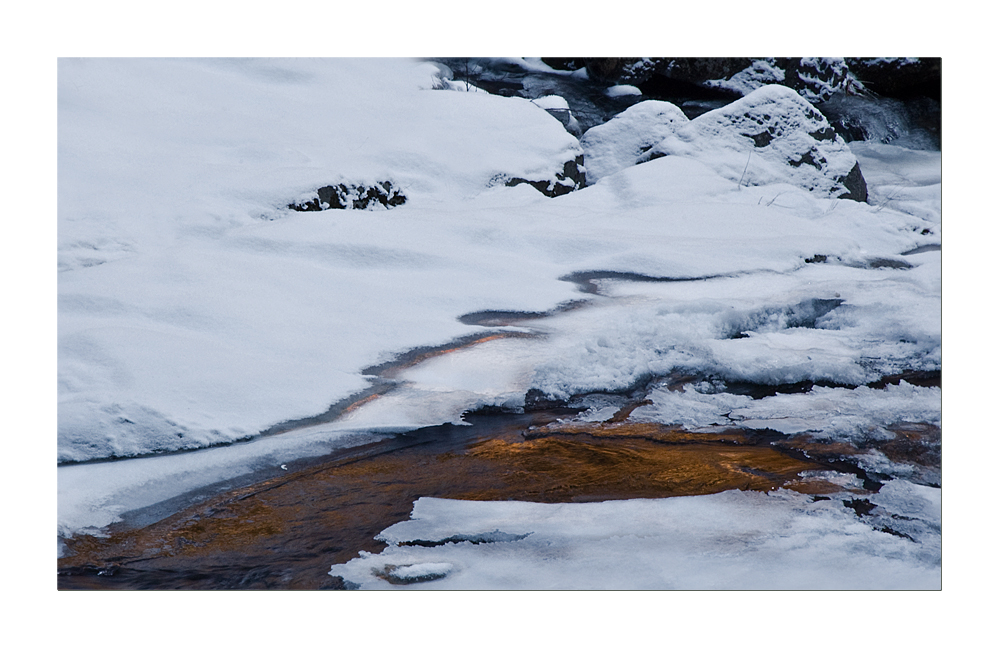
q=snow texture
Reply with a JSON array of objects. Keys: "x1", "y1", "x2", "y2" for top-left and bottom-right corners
[{"x1": 580, "y1": 100, "x2": 689, "y2": 182}]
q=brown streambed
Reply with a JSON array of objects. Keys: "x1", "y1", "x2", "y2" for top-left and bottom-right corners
[{"x1": 58, "y1": 409, "x2": 860, "y2": 591}]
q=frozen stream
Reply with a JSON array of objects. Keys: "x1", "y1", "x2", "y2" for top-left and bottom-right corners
[{"x1": 57, "y1": 58, "x2": 940, "y2": 589}]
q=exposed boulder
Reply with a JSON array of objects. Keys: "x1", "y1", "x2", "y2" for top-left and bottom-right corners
[
  {"x1": 289, "y1": 181, "x2": 407, "y2": 211},
  {"x1": 638, "y1": 85, "x2": 867, "y2": 201},
  {"x1": 579, "y1": 100, "x2": 689, "y2": 183},
  {"x1": 505, "y1": 155, "x2": 587, "y2": 197}
]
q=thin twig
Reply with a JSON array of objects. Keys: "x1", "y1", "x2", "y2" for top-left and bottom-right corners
[{"x1": 738, "y1": 150, "x2": 751, "y2": 189}]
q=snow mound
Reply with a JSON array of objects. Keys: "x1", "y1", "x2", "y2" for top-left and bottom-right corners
[
  {"x1": 580, "y1": 100, "x2": 689, "y2": 183},
  {"x1": 642, "y1": 85, "x2": 866, "y2": 201}
]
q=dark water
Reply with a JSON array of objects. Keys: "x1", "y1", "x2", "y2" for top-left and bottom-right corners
[{"x1": 430, "y1": 58, "x2": 941, "y2": 151}]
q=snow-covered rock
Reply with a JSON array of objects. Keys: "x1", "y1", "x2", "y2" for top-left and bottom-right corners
[
  {"x1": 580, "y1": 100, "x2": 689, "y2": 183},
  {"x1": 640, "y1": 84, "x2": 867, "y2": 201}
]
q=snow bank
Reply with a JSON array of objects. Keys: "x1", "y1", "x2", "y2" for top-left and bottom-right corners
[
  {"x1": 330, "y1": 491, "x2": 940, "y2": 589},
  {"x1": 58, "y1": 58, "x2": 582, "y2": 462}
]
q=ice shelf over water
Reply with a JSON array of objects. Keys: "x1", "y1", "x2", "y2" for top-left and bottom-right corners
[{"x1": 329, "y1": 488, "x2": 941, "y2": 589}]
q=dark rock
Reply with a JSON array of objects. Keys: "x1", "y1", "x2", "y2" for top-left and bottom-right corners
[
  {"x1": 845, "y1": 58, "x2": 941, "y2": 100},
  {"x1": 843, "y1": 498, "x2": 877, "y2": 517},
  {"x1": 288, "y1": 181, "x2": 406, "y2": 212},
  {"x1": 506, "y1": 155, "x2": 586, "y2": 197},
  {"x1": 540, "y1": 58, "x2": 585, "y2": 72},
  {"x1": 809, "y1": 127, "x2": 838, "y2": 141},
  {"x1": 657, "y1": 58, "x2": 757, "y2": 87},
  {"x1": 866, "y1": 370, "x2": 940, "y2": 389},
  {"x1": 524, "y1": 388, "x2": 567, "y2": 411}
]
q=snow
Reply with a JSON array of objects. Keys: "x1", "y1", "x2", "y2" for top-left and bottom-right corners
[
  {"x1": 605, "y1": 84, "x2": 642, "y2": 97},
  {"x1": 58, "y1": 58, "x2": 940, "y2": 559},
  {"x1": 703, "y1": 58, "x2": 785, "y2": 96},
  {"x1": 580, "y1": 100, "x2": 689, "y2": 182},
  {"x1": 531, "y1": 94, "x2": 570, "y2": 110},
  {"x1": 329, "y1": 491, "x2": 940, "y2": 589}
]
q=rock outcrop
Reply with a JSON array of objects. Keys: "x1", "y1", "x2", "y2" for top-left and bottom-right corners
[
  {"x1": 505, "y1": 155, "x2": 587, "y2": 197},
  {"x1": 288, "y1": 181, "x2": 407, "y2": 211}
]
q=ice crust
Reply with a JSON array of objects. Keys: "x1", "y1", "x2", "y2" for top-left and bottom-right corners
[
  {"x1": 58, "y1": 59, "x2": 940, "y2": 541},
  {"x1": 330, "y1": 489, "x2": 940, "y2": 589}
]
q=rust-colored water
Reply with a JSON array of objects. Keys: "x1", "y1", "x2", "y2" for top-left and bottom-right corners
[{"x1": 58, "y1": 411, "x2": 864, "y2": 590}]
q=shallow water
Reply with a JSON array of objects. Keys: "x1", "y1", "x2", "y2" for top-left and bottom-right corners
[{"x1": 57, "y1": 381, "x2": 939, "y2": 590}]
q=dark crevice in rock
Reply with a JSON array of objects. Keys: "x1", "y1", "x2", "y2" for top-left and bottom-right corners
[
  {"x1": 789, "y1": 150, "x2": 824, "y2": 170},
  {"x1": 866, "y1": 370, "x2": 940, "y2": 390},
  {"x1": 843, "y1": 497, "x2": 877, "y2": 517},
  {"x1": 809, "y1": 127, "x2": 838, "y2": 141},
  {"x1": 877, "y1": 526, "x2": 917, "y2": 542},
  {"x1": 721, "y1": 379, "x2": 856, "y2": 400}
]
